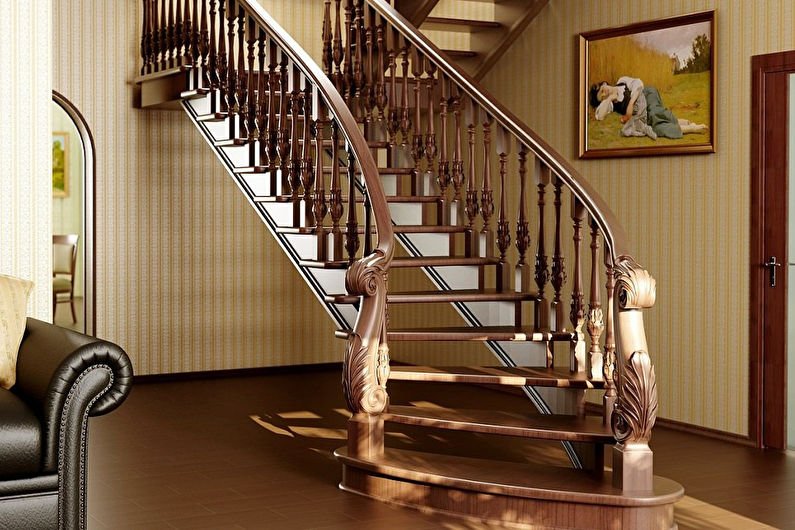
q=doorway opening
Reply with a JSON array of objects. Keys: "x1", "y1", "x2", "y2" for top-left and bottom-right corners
[{"x1": 52, "y1": 91, "x2": 95, "y2": 336}]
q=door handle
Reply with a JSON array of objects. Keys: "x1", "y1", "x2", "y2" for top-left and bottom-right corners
[{"x1": 764, "y1": 256, "x2": 783, "y2": 287}]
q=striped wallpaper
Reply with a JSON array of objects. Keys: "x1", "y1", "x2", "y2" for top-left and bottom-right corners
[
  {"x1": 0, "y1": 0, "x2": 52, "y2": 321},
  {"x1": 482, "y1": 0, "x2": 795, "y2": 435}
]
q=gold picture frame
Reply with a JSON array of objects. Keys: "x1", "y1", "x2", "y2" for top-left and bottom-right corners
[
  {"x1": 579, "y1": 11, "x2": 716, "y2": 158},
  {"x1": 53, "y1": 131, "x2": 69, "y2": 197}
]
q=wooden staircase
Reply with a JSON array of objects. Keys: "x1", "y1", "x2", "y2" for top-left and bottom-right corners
[
  {"x1": 392, "y1": 0, "x2": 549, "y2": 79},
  {"x1": 135, "y1": 0, "x2": 683, "y2": 527}
]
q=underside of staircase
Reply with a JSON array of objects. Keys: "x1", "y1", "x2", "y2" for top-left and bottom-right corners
[{"x1": 135, "y1": 0, "x2": 683, "y2": 527}]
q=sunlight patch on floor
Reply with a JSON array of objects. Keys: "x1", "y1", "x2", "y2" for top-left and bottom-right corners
[
  {"x1": 248, "y1": 414, "x2": 294, "y2": 437},
  {"x1": 277, "y1": 410, "x2": 322, "y2": 419},
  {"x1": 675, "y1": 495, "x2": 776, "y2": 529}
]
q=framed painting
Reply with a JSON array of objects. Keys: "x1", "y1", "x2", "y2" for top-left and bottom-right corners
[
  {"x1": 579, "y1": 11, "x2": 715, "y2": 158},
  {"x1": 53, "y1": 131, "x2": 69, "y2": 197}
]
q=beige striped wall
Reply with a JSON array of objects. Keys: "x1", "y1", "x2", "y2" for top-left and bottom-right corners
[
  {"x1": 482, "y1": 0, "x2": 795, "y2": 436},
  {"x1": 0, "y1": 0, "x2": 52, "y2": 321}
]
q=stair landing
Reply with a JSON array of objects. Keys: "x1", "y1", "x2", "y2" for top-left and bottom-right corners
[{"x1": 336, "y1": 446, "x2": 683, "y2": 529}]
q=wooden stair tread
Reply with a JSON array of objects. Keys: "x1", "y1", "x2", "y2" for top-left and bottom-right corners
[
  {"x1": 180, "y1": 88, "x2": 210, "y2": 99},
  {"x1": 325, "y1": 288, "x2": 538, "y2": 304},
  {"x1": 443, "y1": 49, "x2": 478, "y2": 59},
  {"x1": 335, "y1": 446, "x2": 684, "y2": 507},
  {"x1": 424, "y1": 16, "x2": 502, "y2": 29},
  {"x1": 275, "y1": 224, "x2": 466, "y2": 235},
  {"x1": 214, "y1": 138, "x2": 387, "y2": 149},
  {"x1": 252, "y1": 194, "x2": 440, "y2": 204},
  {"x1": 134, "y1": 65, "x2": 192, "y2": 84},
  {"x1": 302, "y1": 256, "x2": 499, "y2": 269},
  {"x1": 389, "y1": 365, "x2": 606, "y2": 389},
  {"x1": 335, "y1": 325, "x2": 573, "y2": 342},
  {"x1": 384, "y1": 405, "x2": 614, "y2": 443},
  {"x1": 236, "y1": 166, "x2": 414, "y2": 175}
]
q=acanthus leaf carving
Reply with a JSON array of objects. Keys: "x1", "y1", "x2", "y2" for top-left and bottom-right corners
[
  {"x1": 614, "y1": 256, "x2": 656, "y2": 310},
  {"x1": 611, "y1": 350, "x2": 657, "y2": 443}
]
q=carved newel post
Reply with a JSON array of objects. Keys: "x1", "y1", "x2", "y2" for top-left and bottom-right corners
[
  {"x1": 611, "y1": 257, "x2": 658, "y2": 492},
  {"x1": 342, "y1": 247, "x2": 393, "y2": 460}
]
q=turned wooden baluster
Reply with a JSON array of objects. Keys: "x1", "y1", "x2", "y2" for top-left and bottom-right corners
[
  {"x1": 425, "y1": 61, "x2": 437, "y2": 177},
  {"x1": 267, "y1": 39, "x2": 279, "y2": 191},
  {"x1": 225, "y1": 0, "x2": 237, "y2": 124},
  {"x1": 534, "y1": 161, "x2": 550, "y2": 329},
  {"x1": 235, "y1": 6, "x2": 248, "y2": 139},
  {"x1": 342, "y1": 0, "x2": 354, "y2": 103},
  {"x1": 256, "y1": 30, "x2": 267, "y2": 168},
  {"x1": 495, "y1": 128, "x2": 511, "y2": 292},
  {"x1": 602, "y1": 251, "x2": 616, "y2": 423},
  {"x1": 410, "y1": 49, "x2": 424, "y2": 192},
  {"x1": 352, "y1": 1, "x2": 364, "y2": 109},
  {"x1": 301, "y1": 77, "x2": 315, "y2": 227},
  {"x1": 322, "y1": 0, "x2": 333, "y2": 76},
  {"x1": 363, "y1": 7, "x2": 376, "y2": 124},
  {"x1": 159, "y1": 0, "x2": 169, "y2": 70},
  {"x1": 244, "y1": 15, "x2": 257, "y2": 146},
  {"x1": 515, "y1": 146, "x2": 531, "y2": 292},
  {"x1": 346, "y1": 144, "x2": 360, "y2": 262},
  {"x1": 570, "y1": 197, "x2": 586, "y2": 373},
  {"x1": 206, "y1": 0, "x2": 219, "y2": 96},
  {"x1": 278, "y1": 53, "x2": 291, "y2": 194},
  {"x1": 166, "y1": 0, "x2": 175, "y2": 68},
  {"x1": 289, "y1": 63, "x2": 303, "y2": 204},
  {"x1": 314, "y1": 99, "x2": 329, "y2": 261},
  {"x1": 450, "y1": 84, "x2": 464, "y2": 224},
  {"x1": 141, "y1": 0, "x2": 149, "y2": 74},
  {"x1": 464, "y1": 99, "x2": 479, "y2": 256},
  {"x1": 185, "y1": 0, "x2": 199, "y2": 68},
  {"x1": 329, "y1": 121, "x2": 345, "y2": 260},
  {"x1": 150, "y1": 0, "x2": 160, "y2": 72},
  {"x1": 437, "y1": 75, "x2": 450, "y2": 201},
  {"x1": 386, "y1": 29, "x2": 399, "y2": 145},
  {"x1": 399, "y1": 39, "x2": 411, "y2": 145},
  {"x1": 332, "y1": 0, "x2": 343, "y2": 91},
  {"x1": 588, "y1": 219, "x2": 605, "y2": 380},
  {"x1": 550, "y1": 176, "x2": 567, "y2": 330},
  {"x1": 175, "y1": 0, "x2": 184, "y2": 64},
  {"x1": 216, "y1": 0, "x2": 228, "y2": 109},
  {"x1": 480, "y1": 114, "x2": 494, "y2": 257},
  {"x1": 374, "y1": 16, "x2": 387, "y2": 123}
]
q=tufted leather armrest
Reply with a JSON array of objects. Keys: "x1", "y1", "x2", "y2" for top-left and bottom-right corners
[{"x1": 11, "y1": 318, "x2": 133, "y2": 474}]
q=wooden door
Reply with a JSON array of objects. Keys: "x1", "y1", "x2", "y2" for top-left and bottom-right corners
[{"x1": 751, "y1": 52, "x2": 794, "y2": 449}]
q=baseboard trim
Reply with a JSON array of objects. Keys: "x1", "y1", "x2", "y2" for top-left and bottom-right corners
[
  {"x1": 134, "y1": 362, "x2": 343, "y2": 384},
  {"x1": 584, "y1": 402, "x2": 754, "y2": 446}
]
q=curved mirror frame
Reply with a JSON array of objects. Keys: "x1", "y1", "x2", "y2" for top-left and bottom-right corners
[{"x1": 52, "y1": 91, "x2": 96, "y2": 336}]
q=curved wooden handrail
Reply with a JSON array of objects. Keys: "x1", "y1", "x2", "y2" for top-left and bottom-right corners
[{"x1": 365, "y1": 0, "x2": 631, "y2": 261}]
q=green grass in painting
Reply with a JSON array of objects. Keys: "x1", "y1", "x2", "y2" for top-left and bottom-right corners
[{"x1": 586, "y1": 72, "x2": 710, "y2": 150}]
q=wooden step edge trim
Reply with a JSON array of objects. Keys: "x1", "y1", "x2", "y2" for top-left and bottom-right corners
[
  {"x1": 424, "y1": 16, "x2": 502, "y2": 29},
  {"x1": 252, "y1": 195, "x2": 441, "y2": 204},
  {"x1": 334, "y1": 447, "x2": 685, "y2": 508},
  {"x1": 235, "y1": 166, "x2": 415, "y2": 175},
  {"x1": 302, "y1": 256, "x2": 499, "y2": 270},
  {"x1": 334, "y1": 328, "x2": 575, "y2": 342},
  {"x1": 383, "y1": 406, "x2": 614, "y2": 443},
  {"x1": 324, "y1": 290, "x2": 538, "y2": 304},
  {"x1": 274, "y1": 225, "x2": 466, "y2": 235},
  {"x1": 388, "y1": 366, "x2": 605, "y2": 389},
  {"x1": 134, "y1": 65, "x2": 192, "y2": 84}
]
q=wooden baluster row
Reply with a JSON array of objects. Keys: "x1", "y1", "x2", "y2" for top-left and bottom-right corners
[
  {"x1": 424, "y1": 62, "x2": 437, "y2": 178},
  {"x1": 399, "y1": 40, "x2": 411, "y2": 145},
  {"x1": 244, "y1": 14, "x2": 257, "y2": 145},
  {"x1": 535, "y1": 161, "x2": 550, "y2": 329},
  {"x1": 450, "y1": 85, "x2": 463, "y2": 223},
  {"x1": 386, "y1": 30, "x2": 399, "y2": 146},
  {"x1": 322, "y1": 0, "x2": 333, "y2": 77},
  {"x1": 289, "y1": 62, "x2": 302, "y2": 204},
  {"x1": 217, "y1": 0, "x2": 228, "y2": 110},
  {"x1": 570, "y1": 198, "x2": 586, "y2": 373},
  {"x1": 225, "y1": 0, "x2": 236, "y2": 126},
  {"x1": 193, "y1": 0, "x2": 204, "y2": 68},
  {"x1": 302, "y1": 77, "x2": 316, "y2": 225},
  {"x1": 343, "y1": 0, "x2": 353, "y2": 103},
  {"x1": 346, "y1": 144, "x2": 360, "y2": 262},
  {"x1": 256, "y1": 30, "x2": 267, "y2": 167},
  {"x1": 437, "y1": 76, "x2": 450, "y2": 203},
  {"x1": 333, "y1": 0, "x2": 344, "y2": 92},
  {"x1": 352, "y1": 1, "x2": 364, "y2": 107},
  {"x1": 603, "y1": 251, "x2": 617, "y2": 422},
  {"x1": 267, "y1": 39, "x2": 278, "y2": 189},
  {"x1": 375, "y1": 17, "x2": 387, "y2": 123},
  {"x1": 141, "y1": 0, "x2": 149, "y2": 74},
  {"x1": 515, "y1": 147, "x2": 531, "y2": 293},
  {"x1": 480, "y1": 114, "x2": 494, "y2": 257},
  {"x1": 364, "y1": 7, "x2": 376, "y2": 124},
  {"x1": 588, "y1": 219, "x2": 605, "y2": 380},
  {"x1": 278, "y1": 53, "x2": 290, "y2": 193},
  {"x1": 175, "y1": 0, "x2": 183, "y2": 66},
  {"x1": 235, "y1": 6, "x2": 247, "y2": 138}
]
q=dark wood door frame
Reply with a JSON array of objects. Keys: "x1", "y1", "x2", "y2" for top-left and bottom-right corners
[{"x1": 750, "y1": 50, "x2": 795, "y2": 449}]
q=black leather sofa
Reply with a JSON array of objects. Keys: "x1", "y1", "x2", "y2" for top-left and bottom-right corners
[{"x1": 0, "y1": 318, "x2": 132, "y2": 530}]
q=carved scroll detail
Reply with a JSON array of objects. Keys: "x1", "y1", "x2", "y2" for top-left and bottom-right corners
[
  {"x1": 611, "y1": 350, "x2": 657, "y2": 443},
  {"x1": 614, "y1": 256, "x2": 656, "y2": 309},
  {"x1": 342, "y1": 249, "x2": 391, "y2": 415}
]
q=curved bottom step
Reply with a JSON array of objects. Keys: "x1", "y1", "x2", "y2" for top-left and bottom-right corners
[{"x1": 335, "y1": 447, "x2": 683, "y2": 529}]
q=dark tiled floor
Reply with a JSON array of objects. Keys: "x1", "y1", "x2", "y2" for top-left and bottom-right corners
[{"x1": 87, "y1": 368, "x2": 794, "y2": 529}]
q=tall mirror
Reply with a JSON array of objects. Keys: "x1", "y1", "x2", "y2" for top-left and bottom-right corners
[{"x1": 52, "y1": 91, "x2": 95, "y2": 335}]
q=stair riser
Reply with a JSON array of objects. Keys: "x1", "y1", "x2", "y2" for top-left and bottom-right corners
[{"x1": 340, "y1": 467, "x2": 677, "y2": 530}]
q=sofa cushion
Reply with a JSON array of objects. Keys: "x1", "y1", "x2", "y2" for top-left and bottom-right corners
[
  {"x1": 0, "y1": 388, "x2": 42, "y2": 479},
  {"x1": 0, "y1": 274, "x2": 33, "y2": 389}
]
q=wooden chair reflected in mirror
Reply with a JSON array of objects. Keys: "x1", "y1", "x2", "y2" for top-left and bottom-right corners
[{"x1": 53, "y1": 234, "x2": 79, "y2": 323}]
